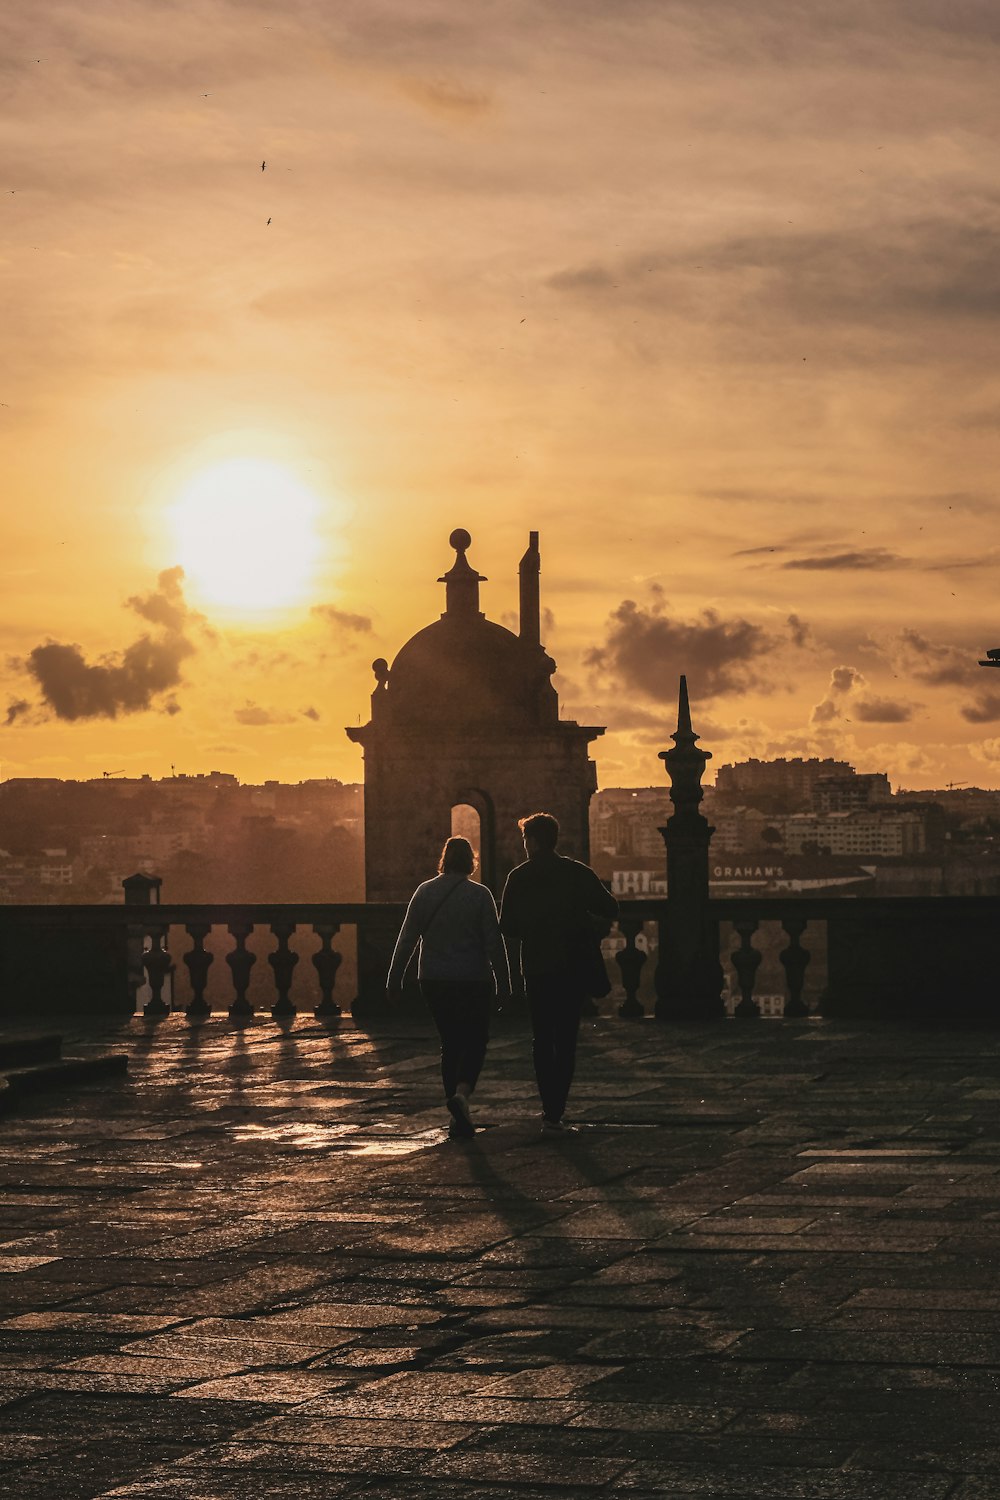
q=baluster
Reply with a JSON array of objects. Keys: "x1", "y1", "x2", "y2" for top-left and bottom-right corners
[
  {"x1": 126, "y1": 922, "x2": 147, "y2": 1014},
  {"x1": 312, "y1": 922, "x2": 343, "y2": 1019},
  {"x1": 780, "y1": 916, "x2": 811, "y2": 1018},
  {"x1": 616, "y1": 916, "x2": 647, "y2": 1019},
  {"x1": 731, "y1": 918, "x2": 762, "y2": 1019},
  {"x1": 142, "y1": 921, "x2": 173, "y2": 1019},
  {"x1": 268, "y1": 920, "x2": 299, "y2": 1020},
  {"x1": 226, "y1": 920, "x2": 256, "y2": 1023},
  {"x1": 183, "y1": 922, "x2": 213, "y2": 1021}
]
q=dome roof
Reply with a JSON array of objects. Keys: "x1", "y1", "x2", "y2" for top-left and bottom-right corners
[{"x1": 386, "y1": 612, "x2": 557, "y2": 728}]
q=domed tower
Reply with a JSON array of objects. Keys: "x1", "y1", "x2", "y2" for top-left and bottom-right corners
[{"x1": 347, "y1": 530, "x2": 605, "y2": 900}]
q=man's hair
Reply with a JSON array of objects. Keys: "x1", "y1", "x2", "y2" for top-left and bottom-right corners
[
  {"x1": 518, "y1": 812, "x2": 559, "y2": 851},
  {"x1": 438, "y1": 835, "x2": 476, "y2": 875}
]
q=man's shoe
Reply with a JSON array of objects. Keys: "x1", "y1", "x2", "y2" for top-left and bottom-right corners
[
  {"x1": 447, "y1": 1094, "x2": 475, "y2": 1138},
  {"x1": 541, "y1": 1115, "x2": 576, "y2": 1134}
]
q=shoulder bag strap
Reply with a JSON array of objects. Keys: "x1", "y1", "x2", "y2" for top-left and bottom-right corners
[{"x1": 419, "y1": 876, "x2": 465, "y2": 939}]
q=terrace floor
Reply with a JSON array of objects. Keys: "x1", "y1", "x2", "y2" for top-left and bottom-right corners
[{"x1": 2, "y1": 1010, "x2": 1000, "y2": 1499}]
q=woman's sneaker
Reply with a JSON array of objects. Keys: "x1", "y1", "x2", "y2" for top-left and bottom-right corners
[
  {"x1": 541, "y1": 1115, "x2": 576, "y2": 1134},
  {"x1": 447, "y1": 1094, "x2": 475, "y2": 1138}
]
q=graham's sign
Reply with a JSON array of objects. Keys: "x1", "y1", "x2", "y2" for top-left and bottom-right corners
[{"x1": 712, "y1": 864, "x2": 784, "y2": 879}]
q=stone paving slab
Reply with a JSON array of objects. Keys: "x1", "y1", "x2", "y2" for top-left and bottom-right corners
[{"x1": 2, "y1": 1013, "x2": 1000, "y2": 1496}]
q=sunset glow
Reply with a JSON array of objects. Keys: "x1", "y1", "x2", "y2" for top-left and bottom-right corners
[{"x1": 168, "y1": 459, "x2": 324, "y2": 614}]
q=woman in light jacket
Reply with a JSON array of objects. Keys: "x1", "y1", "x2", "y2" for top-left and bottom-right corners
[{"x1": 387, "y1": 836, "x2": 510, "y2": 1138}]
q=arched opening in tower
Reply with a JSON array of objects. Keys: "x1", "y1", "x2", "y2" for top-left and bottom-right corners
[{"x1": 450, "y1": 803, "x2": 483, "y2": 884}]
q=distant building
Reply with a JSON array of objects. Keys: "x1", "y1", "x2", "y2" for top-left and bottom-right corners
[
  {"x1": 591, "y1": 788, "x2": 669, "y2": 859},
  {"x1": 714, "y1": 757, "x2": 852, "y2": 810},
  {"x1": 783, "y1": 809, "x2": 927, "y2": 858},
  {"x1": 812, "y1": 773, "x2": 892, "y2": 813}
]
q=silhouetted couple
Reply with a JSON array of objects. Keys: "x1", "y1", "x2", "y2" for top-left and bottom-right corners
[{"x1": 387, "y1": 812, "x2": 618, "y2": 1139}]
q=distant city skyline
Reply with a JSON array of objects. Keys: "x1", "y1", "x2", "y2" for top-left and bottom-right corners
[{"x1": 2, "y1": 4, "x2": 999, "y2": 790}]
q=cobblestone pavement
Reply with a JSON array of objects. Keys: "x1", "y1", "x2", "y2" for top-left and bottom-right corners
[{"x1": 2, "y1": 1012, "x2": 1000, "y2": 1499}]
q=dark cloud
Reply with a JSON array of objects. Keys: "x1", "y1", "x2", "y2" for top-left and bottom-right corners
[
  {"x1": 853, "y1": 696, "x2": 915, "y2": 723},
  {"x1": 811, "y1": 698, "x2": 839, "y2": 725},
  {"x1": 961, "y1": 691, "x2": 1000, "y2": 724},
  {"x1": 894, "y1": 628, "x2": 977, "y2": 687},
  {"x1": 586, "y1": 597, "x2": 775, "y2": 703},
  {"x1": 734, "y1": 544, "x2": 789, "y2": 557},
  {"x1": 783, "y1": 549, "x2": 907, "y2": 572},
  {"x1": 126, "y1": 566, "x2": 216, "y2": 640},
  {"x1": 545, "y1": 214, "x2": 1000, "y2": 358},
  {"x1": 24, "y1": 636, "x2": 194, "y2": 722},
  {"x1": 302, "y1": 705, "x2": 321, "y2": 721},
  {"x1": 4, "y1": 698, "x2": 31, "y2": 726},
  {"x1": 311, "y1": 605, "x2": 374, "y2": 635},
  {"x1": 810, "y1": 664, "x2": 865, "y2": 725},
  {"x1": 13, "y1": 569, "x2": 198, "y2": 722},
  {"x1": 924, "y1": 550, "x2": 1000, "y2": 572}
]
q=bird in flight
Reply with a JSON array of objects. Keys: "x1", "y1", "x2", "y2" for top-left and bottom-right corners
[{"x1": 261, "y1": 160, "x2": 266, "y2": 171}]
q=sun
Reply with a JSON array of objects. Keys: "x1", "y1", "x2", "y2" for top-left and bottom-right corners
[{"x1": 168, "y1": 458, "x2": 325, "y2": 612}]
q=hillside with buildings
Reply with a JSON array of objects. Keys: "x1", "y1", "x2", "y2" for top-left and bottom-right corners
[
  {"x1": 591, "y1": 758, "x2": 1000, "y2": 899},
  {"x1": 2, "y1": 756, "x2": 1000, "y2": 905},
  {"x1": 0, "y1": 773, "x2": 363, "y2": 904}
]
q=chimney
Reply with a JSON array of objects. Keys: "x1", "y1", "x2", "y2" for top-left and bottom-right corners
[{"x1": 519, "y1": 531, "x2": 540, "y2": 646}]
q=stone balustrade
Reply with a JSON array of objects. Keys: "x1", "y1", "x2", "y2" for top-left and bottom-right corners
[
  {"x1": 610, "y1": 894, "x2": 997, "y2": 1024},
  {"x1": 0, "y1": 902, "x2": 403, "y2": 1024},
  {"x1": 1, "y1": 892, "x2": 996, "y2": 1025}
]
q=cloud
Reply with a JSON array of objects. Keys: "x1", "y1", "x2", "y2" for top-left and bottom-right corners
[
  {"x1": 971, "y1": 737, "x2": 1000, "y2": 766},
  {"x1": 810, "y1": 664, "x2": 917, "y2": 726},
  {"x1": 892, "y1": 628, "x2": 977, "y2": 687},
  {"x1": 4, "y1": 698, "x2": 32, "y2": 726},
  {"x1": 783, "y1": 549, "x2": 907, "y2": 572},
  {"x1": 396, "y1": 75, "x2": 492, "y2": 120},
  {"x1": 302, "y1": 705, "x2": 321, "y2": 721},
  {"x1": 234, "y1": 701, "x2": 294, "y2": 726},
  {"x1": 853, "y1": 696, "x2": 914, "y2": 723},
  {"x1": 126, "y1": 565, "x2": 191, "y2": 632},
  {"x1": 9, "y1": 568, "x2": 202, "y2": 724},
  {"x1": 586, "y1": 597, "x2": 778, "y2": 703},
  {"x1": 311, "y1": 605, "x2": 374, "y2": 636},
  {"x1": 786, "y1": 613, "x2": 812, "y2": 649},
  {"x1": 547, "y1": 214, "x2": 1000, "y2": 338},
  {"x1": 961, "y1": 692, "x2": 1000, "y2": 725},
  {"x1": 23, "y1": 636, "x2": 194, "y2": 722},
  {"x1": 811, "y1": 665, "x2": 866, "y2": 725}
]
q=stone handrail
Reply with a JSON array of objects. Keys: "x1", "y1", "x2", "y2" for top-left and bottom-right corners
[
  {"x1": 611, "y1": 894, "x2": 998, "y2": 1024},
  {"x1": 1, "y1": 892, "x2": 995, "y2": 1025},
  {"x1": 0, "y1": 902, "x2": 404, "y2": 1024}
]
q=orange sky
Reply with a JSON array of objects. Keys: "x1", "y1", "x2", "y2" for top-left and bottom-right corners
[{"x1": 2, "y1": 2, "x2": 1000, "y2": 791}]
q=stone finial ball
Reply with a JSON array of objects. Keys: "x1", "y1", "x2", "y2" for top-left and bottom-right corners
[
  {"x1": 372, "y1": 657, "x2": 389, "y2": 681},
  {"x1": 449, "y1": 528, "x2": 472, "y2": 552}
]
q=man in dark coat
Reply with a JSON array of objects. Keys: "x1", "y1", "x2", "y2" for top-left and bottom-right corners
[{"x1": 500, "y1": 812, "x2": 619, "y2": 1132}]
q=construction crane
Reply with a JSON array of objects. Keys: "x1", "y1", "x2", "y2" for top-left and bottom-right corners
[
  {"x1": 102, "y1": 770, "x2": 125, "y2": 779},
  {"x1": 944, "y1": 782, "x2": 968, "y2": 790}
]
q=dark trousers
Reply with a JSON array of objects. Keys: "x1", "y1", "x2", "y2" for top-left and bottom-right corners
[
  {"x1": 420, "y1": 979, "x2": 492, "y2": 1099},
  {"x1": 525, "y1": 970, "x2": 585, "y2": 1122}
]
